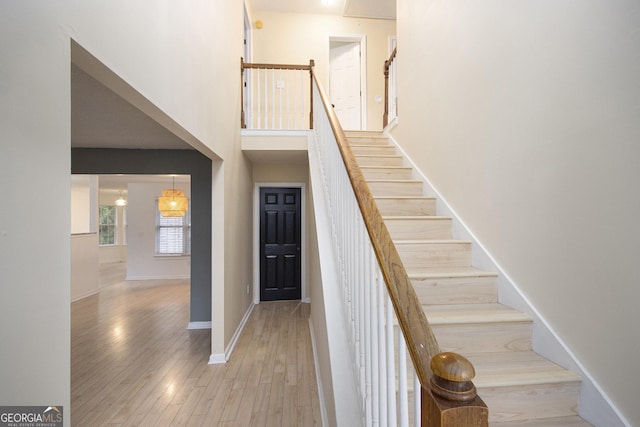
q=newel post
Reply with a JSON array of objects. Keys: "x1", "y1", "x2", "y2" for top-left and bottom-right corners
[
  {"x1": 383, "y1": 62, "x2": 390, "y2": 128},
  {"x1": 422, "y1": 352, "x2": 488, "y2": 426},
  {"x1": 240, "y1": 57, "x2": 246, "y2": 129},
  {"x1": 309, "y1": 59, "x2": 315, "y2": 129}
]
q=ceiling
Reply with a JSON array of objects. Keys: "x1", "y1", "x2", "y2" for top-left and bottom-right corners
[{"x1": 247, "y1": 0, "x2": 395, "y2": 19}]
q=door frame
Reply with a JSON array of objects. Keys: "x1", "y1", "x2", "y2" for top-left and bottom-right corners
[
  {"x1": 243, "y1": 3, "x2": 253, "y2": 127},
  {"x1": 328, "y1": 34, "x2": 368, "y2": 130},
  {"x1": 253, "y1": 182, "x2": 307, "y2": 304}
]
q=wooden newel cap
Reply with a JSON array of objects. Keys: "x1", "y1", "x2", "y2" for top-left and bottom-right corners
[{"x1": 430, "y1": 352, "x2": 477, "y2": 402}]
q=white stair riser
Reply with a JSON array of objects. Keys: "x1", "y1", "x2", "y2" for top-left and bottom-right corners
[
  {"x1": 368, "y1": 181, "x2": 423, "y2": 196},
  {"x1": 350, "y1": 145, "x2": 397, "y2": 156},
  {"x1": 348, "y1": 137, "x2": 390, "y2": 145},
  {"x1": 396, "y1": 242, "x2": 472, "y2": 269},
  {"x1": 361, "y1": 167, "x2": 413, "y2": 180},
  {"x1": 386, "y1": 218, "x2": 452, "y2": 240},
  {"x1": 344, "y1": 132, "x2": 389, "y2": 145},
  {"x1": 376, "y1": 198, "x2": 436, "y2": 216},
  {"x1": 412, "y1": 276, "x2": 498, "y2": 305},
  {"x1": 355, "y1": 155, "x2": 405, "y2": 167},
  {"x1": 432, "y1": 322, "x2": 532, "y2": 354}
]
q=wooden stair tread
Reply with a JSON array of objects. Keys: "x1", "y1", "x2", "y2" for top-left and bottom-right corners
[
  {"x1": 350, "y1": 143, "x2": 394, "y2": 147},
  {"x1": 355, "y1": 154, "x2": 402, "y2": 158},
  {"x1": 407, "y1": 266, "x2": 498, "y2": 279},
  {"x1": 492, "y1": 416, "x2": 592, "y2": 426},
  {"x1": 395, "y1": 239, "x2": 473, "y2": 244},
  {"x1": 361, "y1": 166, "x2": 412, "y2": 170},
  {"x1": 375, "y1": 196, "x2": 435, "y2": 200},
  {"x1": 423, "y1": 303, "x2": 531, "y2": 324},
  {"x1": 366, "y1": 179, "x2": 422, "y2": 183},
  {"x1": 383, "y1": 215, "x2": 450, "y2": 220},
  {"x1": 467, "y1": 351, "x2": 582, "y2": 388},
  {"x1": 344, "y1": 130, "x2": 384, "y2": 136}
]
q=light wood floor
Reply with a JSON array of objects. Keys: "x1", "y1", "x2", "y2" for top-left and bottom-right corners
[{"x1": 71, "y1": 263, "x2": 322, "y2": 426}]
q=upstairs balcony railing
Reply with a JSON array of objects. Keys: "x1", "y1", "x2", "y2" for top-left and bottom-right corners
[
  {"x1": 241, "y1": 57, "x2": 488, "y2": 426},
  {"x1": 241, "y1": 58, "x2": 314, "y2": 130}
]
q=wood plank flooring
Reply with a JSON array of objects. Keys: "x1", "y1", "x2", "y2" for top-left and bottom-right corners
[{"x1": 71, "y1": 263, "x2": 322, "y2": 426}]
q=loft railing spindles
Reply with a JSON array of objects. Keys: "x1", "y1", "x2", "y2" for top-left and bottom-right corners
[{"x1": 240, "y1": 60, "x2": 313, "y2": 130}]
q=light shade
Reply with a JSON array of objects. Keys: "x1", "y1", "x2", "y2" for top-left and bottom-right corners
[
  {"x1": 158, "y1": 189, "x2": 188, "y2": 217},
  {"x1": 115, "y1": 192, "x2": 127, "y2": 207}
]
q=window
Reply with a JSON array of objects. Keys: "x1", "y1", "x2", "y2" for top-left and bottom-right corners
[
  {"x1": 155, "y1": 201, "x2": 191, "y2": 255},
  {"x1": 98, "y1": 205, "x2": 116, "y2": 245}
]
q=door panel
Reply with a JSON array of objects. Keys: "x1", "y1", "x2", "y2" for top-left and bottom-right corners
[
  {"x1": 330, "y1": 41, "x2": 362, "y2": 130},
  {"x1": 260, "y1": 187, "x2": 301, "y2": 301}
]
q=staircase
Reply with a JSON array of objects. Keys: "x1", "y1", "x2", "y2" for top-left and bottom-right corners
[{"x1": 345, "y1": 130, "x2": 592, "y2": 426}]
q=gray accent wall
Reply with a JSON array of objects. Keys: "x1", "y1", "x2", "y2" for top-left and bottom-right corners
[{"x1": 72, "y1": 148, "x2": 212, "y2": 322}]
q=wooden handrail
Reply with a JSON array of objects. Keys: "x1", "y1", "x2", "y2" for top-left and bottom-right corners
[
  {"x1": 311, "y1": 64, "x2": 488, "y2": 426},
  {"x1": 383, "y1": 47, "x2": 397, "y2": 128},
  {"x1": 242, "y1": 62, "x2": 312, "y2": 71},
  {"x1": 312, "y1": 56, "x2": 437, "y2": 387},
  {"x1": 241, "y1": 58, "x2": 314, "y2": 129}
]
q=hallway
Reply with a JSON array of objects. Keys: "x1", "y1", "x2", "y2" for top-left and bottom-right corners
[{"x1": 71, "y1": 263, "x2": 322, "y2": 426}]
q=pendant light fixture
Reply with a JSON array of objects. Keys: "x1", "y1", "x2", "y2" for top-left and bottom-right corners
[
  {"x1": 115, "y1": 190, "x2": 127, "y2": 207},
  {"x1": 158, "y1": 176, "x2": 188, "y2": 217}
]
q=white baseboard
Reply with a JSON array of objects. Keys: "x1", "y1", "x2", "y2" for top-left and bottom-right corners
[
  {"x1": 125, "y1": 275, "x2": 190, "y2": 281},
  {"x1": 224, "y1": 303, "x2": 255, "y2": 361},
  {"x1": 208, "y1": 353, "x2": 226, "y2": 364},
  {"x1": 207, "y1": 302, "x2": 256, "y2": 365},
  {"x1": 71, "y1": 289, "x2": 99, "y2": 303},
  {"x1": 187, "y1": 321, "x2": 211, "y2": 330},
  {"x1": 308, "y1": 319, "x2": 328, "y2": 427},
  {"x1": 385, "y1": 126, "x2": 628, "y2": 427}
]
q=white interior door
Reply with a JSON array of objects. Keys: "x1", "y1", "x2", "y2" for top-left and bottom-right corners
[{"x1": 330, "y1": 41, "x2": 362, "y2": 130}]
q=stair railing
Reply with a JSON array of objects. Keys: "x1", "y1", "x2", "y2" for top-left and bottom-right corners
[
  {"x1": 241, "y1": 58, "x2": 314, "y2": 130},
  {"x1": 383, "y1": 47, "x2": 397, "y2": 128},
  {"x1": 311, "y1": 65, "x2": 489, "y2": 426}
]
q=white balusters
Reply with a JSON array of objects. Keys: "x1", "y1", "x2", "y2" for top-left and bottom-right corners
[
  {"x1": 243, "y1": 65, "x2": 311, "y2": 130},
  {"x1": 311, "y1": 81, "x2": 421, "y2": 426}
]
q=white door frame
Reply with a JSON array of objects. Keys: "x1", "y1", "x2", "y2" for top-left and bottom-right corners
[
  {"x1": 253, "y1": 182, "x2": 307, "y2": 304},
  {"x1": 328, "y1": 34, "x2": 367, "y2": 130},
  {"x1": 243, "y1": 3, "x2": 253, "y2": 127}
]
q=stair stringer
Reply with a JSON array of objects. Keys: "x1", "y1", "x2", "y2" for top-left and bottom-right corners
[{"x1": 383, "y1": 128, "x2": 629, "y2": 427}]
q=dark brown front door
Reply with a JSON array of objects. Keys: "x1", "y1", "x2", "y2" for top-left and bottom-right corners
[{"x1": 260, "y1": 187, "x2": 302, "y2": 301}]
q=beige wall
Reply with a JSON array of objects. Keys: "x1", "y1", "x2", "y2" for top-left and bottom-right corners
[
  {"x1": 393, "y1": 0, "x2": 640, "y2": 424},
  {"x1": 252, "y1": 162, "x2": 309, "y2": 183},
  {"x1": 307, "y1": 186, "x2": 335, "y2": 425},
  {"x1": 249, "y1": 10, "x2": 396, "y2": 130},
  {"x1": 0, "y1": 0, "x2": 246, "y2": 419}
]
